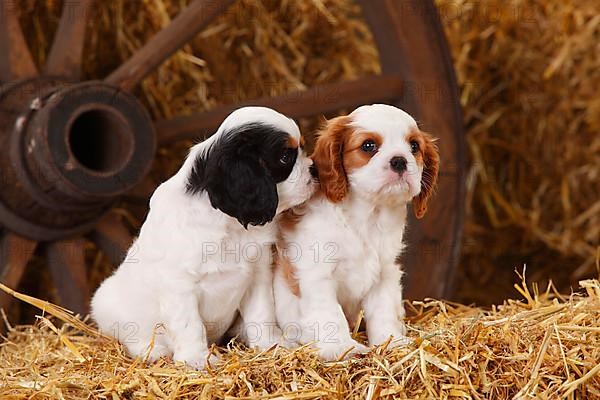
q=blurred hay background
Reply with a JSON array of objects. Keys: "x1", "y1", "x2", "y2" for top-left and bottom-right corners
[
  {"x1": 13, "y1": 0, "x2": 600, "y2": 310},
  {"x1": 437, "y1": 0, "x2": 600, "y2": 304}
]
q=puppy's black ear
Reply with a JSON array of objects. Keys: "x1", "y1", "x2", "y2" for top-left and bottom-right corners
[
  {"x1": 187, "y1": 125, "x2": 280, "y2": 228},
  {"x1": 206, "y1": 155, "x2": 277, "y2": 228}
]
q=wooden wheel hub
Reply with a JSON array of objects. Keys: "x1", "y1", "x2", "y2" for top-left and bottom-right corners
[{"x1": 0, "y1": 79, "x2": 155, "y2": 241}]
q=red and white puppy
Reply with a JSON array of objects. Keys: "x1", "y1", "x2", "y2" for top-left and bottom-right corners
[{"x1": 274, "y1": 104, "x2": 439, "y2": 360}]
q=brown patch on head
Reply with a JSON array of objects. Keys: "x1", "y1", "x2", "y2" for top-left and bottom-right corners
[
  {"x1": 311, "y1": 116, "x2": 384, "y2": 202},
  {"x1": 311, "y1": 116, "x2": 383, "y2": 203},
  {"x1": 406, "y1": 130, "x2": 426, "y2": 166},
  {"x1": 407, "y1": 129, "x2": 440, "y2": 219},
  {"x1": 287, "y1": 136, "x2": 299, "y2": 149},
  {"x1": 311, "y1": 116, "x2": 353, "y2": 202},
  {"x1": 342, "y1": 131, "x2": 382, "y2": 173}
]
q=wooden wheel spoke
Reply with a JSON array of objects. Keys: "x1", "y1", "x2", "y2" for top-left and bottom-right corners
[
  {"x1": 44, "y1": 0, "x2": 95, "y2": 79},
  {"x1": 105, "y1": 0, "x2": 234, "y2": 91},
  {"x1": 90, "y1": 213, "x2": 133, "y2": 266},
  {"x1": 0, "y1": 233, "x2": 37, "y2": 315},
  {"x1": 0, "y1": 0, "x2": 37, "y2": 81},
  {"x1": 46, "y1": 239, "x2": 90, "y2": 315},
  {"x1": 155, "y1": 75, "x2": 404, "y2": 145}
]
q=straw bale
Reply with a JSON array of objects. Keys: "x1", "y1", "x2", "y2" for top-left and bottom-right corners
[{"x1": 1, "y1": 276, "x2": 599, "y2": 399}]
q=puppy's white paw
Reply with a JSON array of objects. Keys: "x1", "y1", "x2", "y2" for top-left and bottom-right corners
[
  {"x1": 249, "y1": 326, "x2": 297, "y2": 350},
  {"x1": 205, "y1": 353, "x2": 220, "y2": 367},
  {"x1": 173, "y1": 350, "x2": 213, "y2": 370},
  {"x1": 144, "y1": 344, "x2": 171, "y2": 362},
  {"x1": 274, "y1": 328, "x2": 302, "y2": 349},
  {"x1": 317, "y1": 340, "x2": 370, "y2": 361},
  {"x1": 369, "y1": 323, "x2": 410, "y2": 348},
  {"x1": 387, "y1": 335, "x2": 412, "y2": 348},
  {"x1": 125, "y1": 341, "x2": 171, "y2": 363},
  {"x1": 279, "y1": 337, "x2": 300, "y2": 349},
  {"x1": 268, "y1": 333, "x2": 299, "y2": 350}
]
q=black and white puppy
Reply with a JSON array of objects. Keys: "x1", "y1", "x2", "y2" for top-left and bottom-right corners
[{"x1": 92, "y1": 107, "x2": 315, "y2": 369}]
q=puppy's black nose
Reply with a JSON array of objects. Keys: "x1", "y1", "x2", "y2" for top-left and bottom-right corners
[
  {"x1": 309, "y1": 162, "x2": 319, "y2": 180},
  {"x1": 390, "y1": 156, "x2": 407, "y2": 173}
]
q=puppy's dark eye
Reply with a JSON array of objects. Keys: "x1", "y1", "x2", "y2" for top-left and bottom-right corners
[
  {"x1": 279, "y1": 148, "x2": 296, "y2": 165},
  {"x1": 410, "y1": 140, "x2": 420, "y2": 154},
  {"x1": 361, "y1": 139, "x2": 378, "y2": 153}
]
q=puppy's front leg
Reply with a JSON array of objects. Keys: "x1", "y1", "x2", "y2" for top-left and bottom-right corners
[
  {"x1": 236, "y1": 258, "x2": 286, "y2": 350},
  {"x1": 161, "y1": 290, "x2": 210, "y2": 369},
  {"x1": 362, "y1": 264, "x2": 409, "y2": 348},
  {"x1": 299, "y1": 276, "x2": 369, "y2": 360}
]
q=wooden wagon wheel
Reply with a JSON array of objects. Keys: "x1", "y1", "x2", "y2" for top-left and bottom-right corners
[{"x1": 0, "y1": 0, "x2": 465, "y2": 317}]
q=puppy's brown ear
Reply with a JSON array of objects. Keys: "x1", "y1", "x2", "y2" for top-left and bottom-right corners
[
  {"x1": 311, "y1": 116, "x2": 351, "y2": 203},
  {"x1": 413, "y1": 132, "x2": 440, "y2": 219}
]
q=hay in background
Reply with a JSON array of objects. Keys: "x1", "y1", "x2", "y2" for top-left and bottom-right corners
[
  {"x1": 101, "y1": 0, "x2": 379, "y2": 119},
  {"x1": 1, "y1": 277, "x2": 599, "y2": 399},
  {"x1": 436, "y1": 0, "x2": 600, "y2": 303}
]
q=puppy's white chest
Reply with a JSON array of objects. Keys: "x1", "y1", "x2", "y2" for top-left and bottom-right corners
[
  {"x1": 195, "y1": 269, "x2": 249, "y2": 340},
  {"x1": 194, "y1": 225, "x2": 274, "y2": 340},
  {"x1": 194, "y1": 225, "x2": 273, "y2": 273},
  {"x1": 334, "y1": 218, "x2": 381, "y2": 295},
  {"x1": 333, "y1": 207, "x2": 403, "y2": 306}
]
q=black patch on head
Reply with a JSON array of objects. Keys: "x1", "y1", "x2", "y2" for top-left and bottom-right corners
[
  {"x1": 187, "y1": 156, "x2": 206, "y2": 195},
  {"x1": 186, "y1": 123, "x2": 298, "y2": 228}
]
